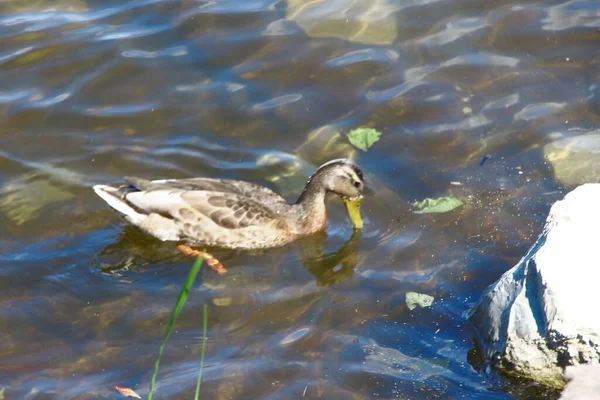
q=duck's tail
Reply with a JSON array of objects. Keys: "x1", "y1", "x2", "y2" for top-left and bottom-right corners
[{"x1": 93, "y1": 185, "x2": 144, "y2": 223}]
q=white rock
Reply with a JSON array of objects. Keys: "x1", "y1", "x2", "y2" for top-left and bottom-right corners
[
  {"x1": 405, "y1": 292, "x2": 434, "y2": 310},
  {"x1": 468, "y1": 184, "x2": 600, "y2": 388},
  {"x1": 560, "y1": 365, "x2": 600, "y2": 400}
]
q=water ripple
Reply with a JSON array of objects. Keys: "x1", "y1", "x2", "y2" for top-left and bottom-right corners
[
  {"x1": 252, "y1": 93, "x2": 303, "y2": 110},
  {"x1": 122, "y1": 44, "x2": 188, "y2": 58},
  {"x1": 442, "y1": 53, "x2": 520, "y2": 68},
  {"x1": 543, "y1": 0, "x2": 600, "y2": 30},
  {"x1": 95, "y1": 24, "x2": 171, "y2": 41},
  {"x1": 0, "y1": 46, "x2": 33, "y2": 64},
  {"x1": 77, "y1": 102, "x2": 159, "y2": 116},
  {"x1": 326, "y1": 48, "x2": 400, "y2": 67},
  {"x1": 514, "y1": 102, "x2": 566, "y2": 121},
  {"x1": 419, "y1": 17, "x2": 486, "y2": 46}
]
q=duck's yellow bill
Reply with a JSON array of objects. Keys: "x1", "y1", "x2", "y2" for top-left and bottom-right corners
[{"x1": 343, "y1": 196, "x2": 363, "y2": 229}]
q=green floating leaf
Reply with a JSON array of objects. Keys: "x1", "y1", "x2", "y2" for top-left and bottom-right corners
[
  {"x1": 148, "y1": 256, "x2": 204, "y2": 400},
  {"x1": 412, "y1": 197, "x2": 463, "y2": 214},
  {"x1": 405, "y1": 291, "x2": 435, "y2": 310},
  {"x1": 346, "y1": 127, "x2": 382, "y2": 151}
]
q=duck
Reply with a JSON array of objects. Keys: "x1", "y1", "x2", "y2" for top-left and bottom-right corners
[{"x1": 93, "y1": 158, "x2": 365, "y2": 273}]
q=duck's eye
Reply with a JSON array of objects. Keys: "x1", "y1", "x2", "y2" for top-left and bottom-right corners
[{"x1": 353, "y1": 181, "x2": 361, "y2": 188}]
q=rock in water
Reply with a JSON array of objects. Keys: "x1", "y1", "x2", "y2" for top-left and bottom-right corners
[
  {"x1": 560, "y1": 365, "x2": 600, "y2": 400},
  {"x1": 286, "y1": 0, "x2": 398, "y2": 45},
  {"x1": 543, "y1": 133, "x2": 600, "y2": 185},
  {"x1": 468, "y1": 184, "x2": 600, "y2": 388}
]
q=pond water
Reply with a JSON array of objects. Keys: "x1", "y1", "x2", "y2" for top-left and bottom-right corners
[{"x1": 1, "y1": 0, "x2": 599, "y2": 398}]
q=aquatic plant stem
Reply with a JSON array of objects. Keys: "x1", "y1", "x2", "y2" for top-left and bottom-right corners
[
  {"x1": 148, "y1": 256, "x2": 204, "y2": 400},
  {"x1": 194, "y1": 304, "x2": 208, "y2": 400}
]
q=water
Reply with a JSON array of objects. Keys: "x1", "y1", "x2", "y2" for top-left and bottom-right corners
[{"x1": 1, "y1": 0, "x2": 598, "y2": 398}]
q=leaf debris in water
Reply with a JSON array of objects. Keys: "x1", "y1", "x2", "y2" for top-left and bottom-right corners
[
  {"x1": 213, "y1": 297, "x2": 232, "y2": 307},
  {"x1": 405, "y1": 292, "x2": 434, "y2": 310},
  {"x1": 479, "y1": 154, "x2": 492, "y2": 166},
  {"x1": 412, "y1": 197, "x2": 463, "y2": 214},
  {"x1": 115, "y1": 386, "x2": 141, "y2": 399},
  {"x1": 346, "y1": 127, "x2": 382, "y2": 151}
]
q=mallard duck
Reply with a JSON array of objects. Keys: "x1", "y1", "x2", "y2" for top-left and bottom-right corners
[{"x1": 93, "y1": 159, "x2": 365, "y2": 271}]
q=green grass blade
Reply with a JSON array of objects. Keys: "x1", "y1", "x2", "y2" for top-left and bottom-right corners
[
  {"x1": 194, "y1": 304, "x2": 208, "y2": 400},
  {"x1": 148, "y1": 256, "x2": 204, "y2": 400}
]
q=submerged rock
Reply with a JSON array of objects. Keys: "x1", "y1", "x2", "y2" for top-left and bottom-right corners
[
  {"x1": 257, "y1": 124, "x2": 357, "y2": 196},
  {"x1": 296, "y1": 124, "x2": 357, "y2": 166},
  {"x1": 543, "y1": 133, "x2": 600, "y2": 185},
  {"x1": 286, "y1": 0, "x2": 399, "y2": 45},
  {"x1": 0, "y1": 173, "x2": 75, "y2": 225},
  {"x1": 468, "y1": 184, "x2": 600, "y2": 388},
  {"x1": 0, "y1": 0, "x2": 88, "y2": 13}
]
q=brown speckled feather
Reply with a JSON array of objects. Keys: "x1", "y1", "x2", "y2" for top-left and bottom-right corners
[
  {"x1": 125, "y1": 177, "x2": 287, "y2": 206},
  {"x1": 180, "y1": 191, "x2": 283, "y2": 230},
  {"x1": 101, "y1": 177, "x2": 297, "y2": 248}
]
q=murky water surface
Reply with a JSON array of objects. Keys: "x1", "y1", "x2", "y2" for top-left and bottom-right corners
[{"x1": 1, "y1": 0, "x2": 599, "y2": 398}]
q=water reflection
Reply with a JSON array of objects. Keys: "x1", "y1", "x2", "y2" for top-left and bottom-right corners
[
  {"x1": 303, "y1": 230, "x2": 360, "y2": 287},
  {"x1": 93, "y1": 223, "x2": 361, "y2": 289},
  {"x1": 92, "y1": 226, "x2": 180, "y2": 275}
]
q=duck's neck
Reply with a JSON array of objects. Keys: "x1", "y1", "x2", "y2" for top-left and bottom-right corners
[{"x1": 293, "y1": 174, "x2": 328, "y2": 234}]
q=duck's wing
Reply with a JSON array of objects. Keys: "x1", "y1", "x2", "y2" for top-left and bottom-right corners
[
  {"x1": 123, "y1": 188, "x2": 286, "y2": 231},
  {"x1": 125, "y1": 177, "x2": 288, "y2": 205}
]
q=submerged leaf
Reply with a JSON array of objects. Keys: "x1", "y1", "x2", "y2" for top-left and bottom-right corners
[
  {"x1": 412, "y1": 197, "x2": 463, "y2": 214},
  {"x1": 346, "y1": 127, "x2": 382, "y2": 151},
  {"x1": 115, "y1": 386, "x2": 141, "y2": 399},
  {"x1": 213, "y1": 297, "x2": 233, "y2": 306},
  {"x1": 405, "y1": 292, "x2": 434, "y2": 310}
]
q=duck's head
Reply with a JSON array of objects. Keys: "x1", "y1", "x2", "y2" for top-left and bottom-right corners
[{"x1": 315, "y1": 159, "x2": 365, "y2": 229}]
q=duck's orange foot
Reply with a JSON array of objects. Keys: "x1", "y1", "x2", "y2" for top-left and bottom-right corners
[{"x1": 177, "y1": 244, "x2": 227, "y2": 274}]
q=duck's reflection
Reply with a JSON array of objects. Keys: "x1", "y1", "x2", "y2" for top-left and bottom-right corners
[
  {"x1": 299, "y1": 230, "x2": 360, "y2": 287},
  {"x1": 92, "y1": 226, "x2": 181, "y2": 275},
  {"x1": 94, "y1": 225, "x2": 361, "y2": 287}
]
